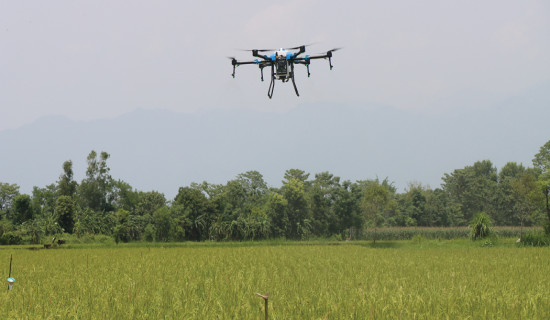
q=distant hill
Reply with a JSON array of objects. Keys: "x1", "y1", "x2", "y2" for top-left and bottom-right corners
[{"x1": 1, "y1": 94, "x2": 549, "y2": 199}]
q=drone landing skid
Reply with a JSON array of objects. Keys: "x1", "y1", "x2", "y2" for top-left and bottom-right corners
[{"x1": 267, "y1": 67, "x2": 299, "y2": 99}]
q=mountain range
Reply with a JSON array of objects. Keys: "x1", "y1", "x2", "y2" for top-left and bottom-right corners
[{"x1": 1, "y1": 90, "x2": 549, "y2": 199}]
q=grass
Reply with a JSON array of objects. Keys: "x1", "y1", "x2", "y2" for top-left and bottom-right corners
[{"x1": 0, "y1": 239, "x2": 549, "y2": 319}]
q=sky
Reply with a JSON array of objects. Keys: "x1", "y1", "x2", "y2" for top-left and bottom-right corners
[{"x1": 1, "y1": 1, "x2": 550, "y2": 194}]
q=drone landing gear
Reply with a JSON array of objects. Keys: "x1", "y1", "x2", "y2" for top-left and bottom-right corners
[
  {"x1": 266, "y1": 64, "x2": 300, "y2": 98},
  {"x1": 290, "y1": 63, "x2": 299, "y2": 97},
  {"x1": 268, "y1": 65, "x2": 275, "y2": 99}
]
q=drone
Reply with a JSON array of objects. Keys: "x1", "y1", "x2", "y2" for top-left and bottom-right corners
[{"x1": 229, "y1": 45, "x2": 340, "y2": 99}]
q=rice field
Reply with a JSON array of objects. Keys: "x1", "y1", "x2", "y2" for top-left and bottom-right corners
[{"x1": 1, "y1": 242, "x2": 549, "y2": 319}]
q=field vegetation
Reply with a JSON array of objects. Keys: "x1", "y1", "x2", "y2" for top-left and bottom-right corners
[{"x1": 1, "y1": 241, "x2": 549, "y2": 319}]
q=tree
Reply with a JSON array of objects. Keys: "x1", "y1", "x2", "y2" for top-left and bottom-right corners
[
  {"x1": 533, "y1": 140, "x2": 550, "y2": 224},
  {"x1": 511, "y1": 172, "x2": 543, "y2": 238},
  {"x1": 266, "y1": 193, "x2": 289, "y2": 238},
  {"x1": 494, "y1": 162, "x2": 527, "y2": 225},
  {"x1": 79, "y1": 150, "x2": 113, "y2": 212},
  {"x1": 332, "y1": 180, "x2": 364, "y2": 239},
  {"x1": 283, "y1": 169, "x2": 310, "y2": 186},
  {"x1": 113, "y1": 209, "x2": 131, "y2": 243},
  {"x1": 56, "y1": 195, "x2": 75, "y2": 233},
  {"x1": 57, "y1": 160, "x2": 77, "y2": 197},
  {"x1": 32, "y1": 184, "x2": 57, "y2": 219},
  {"x1": 174, "y1": 187, "x2": 211, "y2": 240},
  {"x1": 111, "y1": 180, "x2": 139, "y2": 212},
  {"x1": 153, "y1": 206, "x2": 173, "y2": 242},
  {"x1": 0, "y1": 182, "x2": 20, "y2": 218},
  {"x1": 362, "y1": 181, "x2": 390, "y2": 244},
  {"x1": 442, "y1": 160, "x2": 498, "y2": 225},
  {"x1": 135, "y1": 191, "x2": 166, "y2": 216},
  {"x1": 309, "y1": 172, "x2": 340, "y2": 236},
  {"x1": 12, "y1": 194, "x2": 33, "y2": 224},
  {"x1": 281, "y1": 177, "x2": 310, "y2": 239}
]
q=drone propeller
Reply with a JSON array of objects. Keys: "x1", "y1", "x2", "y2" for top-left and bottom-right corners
[
  {"x1": 285, "y1": 43, "x2": 317, "y2": 51},
  {"x1": 326, "y1": 48, "x2": 342, "y2": 55},
  {"x1": 240, "y1": 48, "x2": 275, "y2": 53}
]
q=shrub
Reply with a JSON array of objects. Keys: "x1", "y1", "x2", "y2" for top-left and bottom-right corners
[
  {"x1": 0, "y1": 232, "x2": 23, "y2": 245},
  {"x1": 470, "y1": 212, "x2": 492, "y2": 240},
  {"x1": 411, "y1": 234, "x2": 427, "y2": 243},
  {"x1": 520, "y1": 231, "x2": 550, "y2": 247}
]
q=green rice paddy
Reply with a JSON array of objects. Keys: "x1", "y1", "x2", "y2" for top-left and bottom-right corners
[{"x1": 1, "y1": 241, "x2": 549, "y2": 319}]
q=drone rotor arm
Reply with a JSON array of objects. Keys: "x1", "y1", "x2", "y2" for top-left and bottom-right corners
[{"x1": 229, "y1": 58, "x2": 264, "y2": 78}]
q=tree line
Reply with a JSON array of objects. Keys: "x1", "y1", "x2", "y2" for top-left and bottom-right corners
[{"x1": 1, "y1": 141, "x2": 549, "y2": 244}]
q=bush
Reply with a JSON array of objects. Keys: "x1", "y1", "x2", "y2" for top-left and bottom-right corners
[
  {"x1": 470, "y1": 212, "x2": 492, "y2": 240},
  {"x1": 520, "y1": 231, "x2": 550, "y2": 247},
  {"x1": 0, "y1": 232, "x2": 23, "y2": 245},
  {"x1": 411, "y1": 234, "x2": 427, "y2": 244}
]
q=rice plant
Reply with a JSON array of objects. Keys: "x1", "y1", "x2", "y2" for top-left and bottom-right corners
[{"x1": 1, "y1": 243, "x2": 549, "y2": 319}]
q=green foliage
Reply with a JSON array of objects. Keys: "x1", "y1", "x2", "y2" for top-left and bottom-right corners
[
  {"x1": 57, "y1": 160, "x2": 77, "y2": 197},
  {"x1": 362, "y1": 180, "x2": 391, "y2": 243},
  {"x1": 3, "y1": 143, "x2": 550, "y2": 244},
  {"x1": 520, "y1": 231, "x2": 550, "y2": 246},
  {"x1": 543, "y1": 221, "x2": 550, "y2": 235},
  {"x1": 0, "y1": 232, "x2": 22, "y2": 245},
  {"x1": 56, "y1": 195, "x2": 75, "y2": 233},
  {"x1": 12, "y1": 194, "x2": 33, "y2": 224},
  {"x1": 78, "y1": 150, "x2": 113, "y2": 212},
  {"x1": 470, "y1": 212, "x2": 493, "y2": 240},
  {"x1": 144, "y1": 223, "x2": 155, "y2": 242},
  {"x1": 0, "y1": 182, "x2": 20, "y2": 214},
  {"x1": 411, "y1": 233, "x2": 427, "y2": 244}
]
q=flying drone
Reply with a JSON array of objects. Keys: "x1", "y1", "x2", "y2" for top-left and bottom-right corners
[{"x1": 229, "y1": 45, "x2": 340, "y2": 98}]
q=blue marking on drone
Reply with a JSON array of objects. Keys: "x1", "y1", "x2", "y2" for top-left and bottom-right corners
[
  {"x1": 269, "y1": 53, "x2": 276, "y2": 61},
  {"x1": 286, "y1": 52, "x2": 293, "y2": 59},
  {"x1": 304, "y1": 55, "x2": 310, "y2": 59},
  {"x1": 254, "y1": 59, "x2": 261, "y2": 64}
]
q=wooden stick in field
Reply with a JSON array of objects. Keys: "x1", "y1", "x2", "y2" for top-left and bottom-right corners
[
  {"x1": 256, "y1": 292, "x2": 268, "y2": 320},
  {"x1": 7, "y1": 254, "x2": 12, "y2": 291}
]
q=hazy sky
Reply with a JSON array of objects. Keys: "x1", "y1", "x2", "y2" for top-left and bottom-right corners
[
  {"x1": 2, "y1": 1, "x2": 549, "y2": 130},
  {"x1": 0, "y1": 0, "x2": 550, "y2": 193}
]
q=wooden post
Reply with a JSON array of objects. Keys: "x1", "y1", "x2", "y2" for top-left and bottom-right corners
[
  {"x1": 7, "y1": 254, "x2": 12, "y2": 291},
  {"x1": 256, "y1": 292, "x2": 268, "y2": 320}
]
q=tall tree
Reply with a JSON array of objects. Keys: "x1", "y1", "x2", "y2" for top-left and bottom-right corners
[
  {"x1": 533, "y1": 140, "x2": 550, "y2": 223},
  {"x1": 281, "y1": 177, "x2": 310, "y2": 239},
  {"x1": 31, "y1": 184, "x2": 57, "y2": 219},
  {"x1": 511, "y1": 172, "x2": 543, "y2": 237},
  {"x1": 332, "y1": 180, "x2": 364, "y2": 238},
  {"x1": 79, "y1": 151, "x2": 113, "y2": 212},
  {"x1": 309, "y1": 172, "x2": 340, "y2": 236},
  {"x1": 0, "y1": 182, "x2": 20, "y2": 218},
  {"x1": 135, "y1": 191, "x2": 166, "y2": 216},
  {"x1": 174, "y1": 187, "x2": 211, "y2": 240},
  {"x1": 442, "y1": 160, "x2": 498, "y2": 225},
  {"x1": 57, "y1": 160, "x2": 77, "y2": 197},
  {"x1": 12, "y1": 194, "x2": 33, "y2": 224},
  {"x1": 495, "y1": 162, "x2": 527, "y2": 225},
  {"x1": 56, "y1": 195, "x2": 75, "y2": 233},
  {"x1": 362, "y1": 181, "x2": 390, "y2": 244}
]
